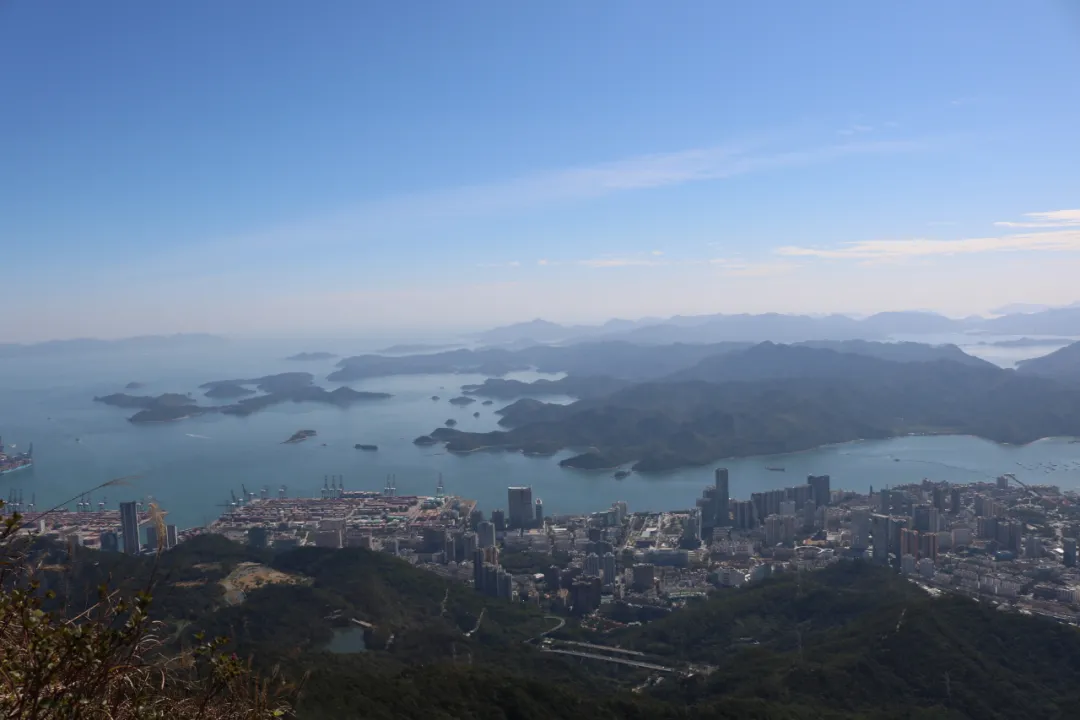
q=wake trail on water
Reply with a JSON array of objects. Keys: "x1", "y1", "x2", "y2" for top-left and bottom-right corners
[
  {"x1": 185, "y1": 433, "x2": 212, "y2": 440},
  {"x1": 842, "y1": 453, "x2": 994, "y2": 478}
]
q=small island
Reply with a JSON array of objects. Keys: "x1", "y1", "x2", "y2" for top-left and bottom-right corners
[
  {"x1": 413, "y1": 435, "x2": 438, "y2": 446},
  {"x1": 284, "y1": 429, "x2": 317, "y2": 444},
  {"x1": 124, "y1": 381, "x2": 144, "y2": 390},
  {"x1": 445, "y1": 419, "x2": 457, "y2": 427},
  {"x1": 95, "y1": 392, "x2": 204, "y2": 423},
  {"x1": 431, "y1": 396, "x2": 440, "y2": 401},
  {"x1": 481, "y1": 400, "x2": 494, "y2": 406},
  {"x1": 473, "y1": 411, "x2": 480, "y2": 418},
  {"x1": 204, "y1": 381, "x2": 256, "y2": 399},
  {"x1": 286, "y1": 352, "x2": 338, "y2": 361},
  {"x1": 448, "y1": 396, "x2": 476, "y2": 406},
  {"x1": 354, "y1": 444, "x2": 378, "y2": 451}
]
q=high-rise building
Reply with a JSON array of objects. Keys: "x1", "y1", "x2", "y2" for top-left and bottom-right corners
[
  {"x1": 545, "y1": 564, "x2": 561, "y2": 590},
  {"x1": 900, "y1": 528, "x2": 919, "y2": 558},
  {"x1": 912, "y1": 504, "x2": 933, "y2": 533},
  {"x1": 584, "y1": 552, "x2": 601, "y2": 577},
  {"x1": 443, "y1": 533, "x2": 457, "y2": 564},
  {"x1": 497, "y1": 569, "x2": 513, "y2": 600},
  {"x1": 932, "y1": 486, "x2": 945, "y2": 513},
  {"x1": 601, "y1": 552, "x2": 617, "y2": 588},
  {"x1": 631, "y1": 563, "x2": 655, "y2": 592},
  {"x1": 119, "y1": 501, "x2": 140, "y2": 555},
  {"x1": 473, "y1": 549, "x2": 485, "y2": 592},
  {"x1": 786, "y1": 484, "x2": 814, "y2": 506},
  {"x1": 99, "y1": 531, "x2": 120, "y2": 553},
  {"x1": 1065, "y1": 538, "x2": 1078, "y2": 568},
  {"x1": 683, "y1": 511, "x2": 701, "y2": 544},
  {"x1": 889, "y1": 517, "x2": 908, "y2": 566},
  {"x1": 779, "y1": 500, "x2": 797, "y2": 516},
  {"x1": 461, "y1": 532, "x2": 478, "y2": 559},
  {"x1": 807, "y1": 475, "x2": 831, "y2": 507},
  {"x1": 764, "y1": 514, "x2": 796, "y2": 546},
  {"x1": 146, "y1": 525, "x2": 160, "y2": 551},
  {"x1": 950, "y1": 487, "x2": 962, "y2": 514},
  {"x1": 871, "y1": 514, "x2": 889, "y2": 563},
  {"x1": 469, "y1": 509, "x2": 484, "y2": 530},
  {"x1": 534, "y1": 498, "x2": 544, "y2": 524},
  {"x1": 490, "y1": 509, "x2": 506, "y2": 532},
  {"x1": 802, "y1": 500, "x2": 817, "y2": 532},
  {"x1": 507, "y1": 486, "x2": 533, "y2": 529},
  {"x1": 477, "y1": 521, "x2": 496, "y2": 548},
  {"x1": 918, "y1": 531, "x2": 938, "y2": 561},
  {"x1": 165, "y1": 524, "x2": 178, "y2": 549},
  {"x1": 879, "y1": 488, "x2": 892, "y2": 514},
  {"x1": 1025, "y1": 535, "x2": 1042, "y2": 559},
  {"x1": 612, "y1": 501, "x2": 628, "y2": 524},
  {"x1": 733, "y1": 500, "x2": 756, "y2": 529},
  {"x1": 714, "y1": 468, "x2": 731, "y2": 526}
]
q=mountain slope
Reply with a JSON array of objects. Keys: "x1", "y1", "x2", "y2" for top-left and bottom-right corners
[
  {"x1": 1016, "y1": 341, "x2": 1080, "y2": 384},
  {"x1": 431, "y1": 346, "x2": 1080, "y2": 470},
  {"x1": 669, "y1": 341, "x2": 991, "y2": 383}
]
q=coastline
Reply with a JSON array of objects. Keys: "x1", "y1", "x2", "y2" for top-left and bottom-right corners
[{"x1": 430, "y1": 433, "x2": 1080, "y2": 474}]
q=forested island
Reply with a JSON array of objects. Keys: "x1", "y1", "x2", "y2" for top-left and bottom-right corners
[
  {"x1": 95, "y1": 372, "x2": 391, "y2": 422},
  {"x1": 428, "y1": 343, "x2": 1080, "y2": 471}
]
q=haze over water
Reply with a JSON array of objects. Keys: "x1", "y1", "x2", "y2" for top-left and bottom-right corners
[{"x1": 0, "y1": 336, "x2": 1077, "y2": 529}]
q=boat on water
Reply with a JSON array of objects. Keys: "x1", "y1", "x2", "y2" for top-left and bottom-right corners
[
  {"x1": 0, "y1": 436, "x2": 33, "y2": 475},
  {"x1": 765, "y1": 466, "x2": 785, "y2": 472},
  {"x1": 613, "y1": 470, "x2": 631, "y2": 479}
]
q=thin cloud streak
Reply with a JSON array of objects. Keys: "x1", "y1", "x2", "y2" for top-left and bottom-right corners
[
  {"x1": 776, "y1": 227, "x2": 1080, "y2": 261},
  {"x1": 994, "y1": 209, "x2": 1080, "y2": 229},
  {"x1": 214, "y1": 137, "x2": 925, "y2": 252}
]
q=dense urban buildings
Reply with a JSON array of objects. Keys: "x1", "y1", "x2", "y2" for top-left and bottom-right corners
[{"x1": 12, "y1": 462, "x2": 1080, "y2": 628}]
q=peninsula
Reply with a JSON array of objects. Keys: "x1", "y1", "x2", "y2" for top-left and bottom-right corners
[
  {"x1": 425, "y1": 344, "x2": 1080, "y2": 471},
  {"x1": 327, "y1": 338, "x2": 990, "y2": 383}
]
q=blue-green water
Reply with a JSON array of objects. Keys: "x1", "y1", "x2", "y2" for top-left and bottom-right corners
[
  {"x1": 325, "y1": 627, "x2": 367, "y2": 653},
  {"x1": 2, "y1": 340, "x2": 1079, "y2": 529}
]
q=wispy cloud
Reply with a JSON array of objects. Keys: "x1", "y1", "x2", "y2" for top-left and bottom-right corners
[
  {"x1": 476, "y1": 260, "x2": 521, "y2": 268},
  {"x1": 210, "y1": 135, "x2": 924, "y2": 254},
  {"x1": 838, "y1": 124, "x2": 873, "y2": 137},
  {"x1": 576, "y1": 256, "x2": 668, "y2": 268},
  {"x1": 776, "y1": 211, "x2": 1080, "y2": 261},
  {"x1": 994, "y1": 209, "x2": 1080, "y2": 229}
]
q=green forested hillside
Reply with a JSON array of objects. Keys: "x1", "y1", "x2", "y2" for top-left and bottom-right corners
[{"x1": 35, "y1": 537, "x2": 1080, "y2": 719}]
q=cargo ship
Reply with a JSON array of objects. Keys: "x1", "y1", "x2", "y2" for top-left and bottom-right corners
[{"x1": 0, "y1": 437, "x2": 33, "y2": 475}]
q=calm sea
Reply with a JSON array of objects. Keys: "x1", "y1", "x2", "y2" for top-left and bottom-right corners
[{"x1": 1, "y1": 336, "x2": 1077, "y2": 529}]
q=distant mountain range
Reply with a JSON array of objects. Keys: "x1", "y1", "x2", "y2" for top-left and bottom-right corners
[
  {"x1": 0, "y1": 333, "x2": 226, "y2": 358},
  {"x1": 475, "y1": 307, "x2": 1080, "y2": 345}
]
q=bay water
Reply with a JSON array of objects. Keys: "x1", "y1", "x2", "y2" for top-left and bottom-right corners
[{"x1": 1, "y1": 338, "x2": 1078, "y2": 529}]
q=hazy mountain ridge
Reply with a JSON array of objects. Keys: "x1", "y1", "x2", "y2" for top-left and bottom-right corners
[
  {"x1": 0, "y1": 333, "x2": 226, "y2": 358},
  {"x1": 476, "y1": 307, "x2": 1080, "y2": 345}
]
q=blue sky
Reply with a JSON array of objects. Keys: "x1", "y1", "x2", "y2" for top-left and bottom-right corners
[{"x1": 2, "y1": 1, "x2": 1080, "y2": 340}]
